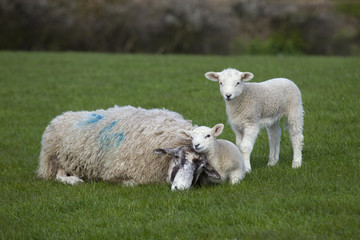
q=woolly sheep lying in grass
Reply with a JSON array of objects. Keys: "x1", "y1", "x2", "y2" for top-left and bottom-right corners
[
  {"x1": 37, "y1": 105, "x2": 217, "y2": 191},
  {"x1": 205, "y1": 68, "x2": 304, "y2": 172},
  {"x1": 178, "y1": 123, "x2": 246, "y2": 184}
]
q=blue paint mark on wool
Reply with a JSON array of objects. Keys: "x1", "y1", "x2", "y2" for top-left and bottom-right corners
[
  {"x1": 115, "y1": 132, "x2": 125, "y2": 147},
  {"x1": 98, "y1": 121, "x2": 125, "y2": 149},
  {"x1": 78, "y1": 113, "x2": 104, "y2": 126},
  {"x1": 102, "y1": 120, "x2": 117, "y2": 132},
  {"x1": 85, "y1": 113, "x2": 104, "y2": 124}
]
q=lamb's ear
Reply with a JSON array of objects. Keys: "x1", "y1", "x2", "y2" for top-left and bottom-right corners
[
  {"x1": 153, "y1": 148, "x2": 177, "y2": 156},
  {"x1": 241, "y1": 72, "x2": 254, "y2": 82},
  {"x1": 177, "y1": 129, "x2": 192, "y2": 140},
  {"x1": 204, "y1": 164, "x2": 221, "y2": 180},
  {"x1": 212, "y1": 123, "x2": 224, "y2": 137},
  {"x1": 205, "y1": 72, "x2": 220, "y2": 82}
]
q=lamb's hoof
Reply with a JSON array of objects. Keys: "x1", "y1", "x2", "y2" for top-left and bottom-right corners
[
  {"x1": 230, "y1": 178, "x2": 241, "y2": 185},
  {"x1": 245, "y1": 168, "x2": 252, "y2": 173},
  {"x1": 267, "y1": 161, "x2": 278, "y2": 167},
  {"x1": 292, "y1": 161, "x2": 302, "y2": 168}
]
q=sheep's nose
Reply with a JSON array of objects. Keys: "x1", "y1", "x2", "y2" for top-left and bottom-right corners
[
  {"x1": 225, "y1": 94, "x2": 232, "y2": 99},
  {"x1": 195, "y1": 144, "x2": 200, "y2": 148}
]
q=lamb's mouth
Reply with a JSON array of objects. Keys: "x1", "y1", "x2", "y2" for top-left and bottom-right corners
[{"x1": 194, "y1": 146, "x2": 204, "y2": 152}]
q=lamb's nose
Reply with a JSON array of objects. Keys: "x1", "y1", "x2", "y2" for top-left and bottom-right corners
[
  {"x1": 225, "y1": 94, "x2": 232, "y2": 99},
  {"x1": 195, "y1": 144, "x2": 200, "y2": 148}
]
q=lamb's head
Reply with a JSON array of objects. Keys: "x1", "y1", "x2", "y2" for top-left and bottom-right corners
[
  {"x1": 205, "y1": 68, "x2": 254, "y2": 101},
  {"x1": 177, "y1": 124, "x2": 224, "y2": 154},
  {"x1": 154, "y1": 146, "x2": 219, "y2": 191}
]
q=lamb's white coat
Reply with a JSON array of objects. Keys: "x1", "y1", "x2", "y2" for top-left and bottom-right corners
[
  {"x1": 205, "y1": 68, "x2": 304, "y2": 172},
  {"x1": 37, "y1": 105, "x2": 195, "y2": 187},
  {"x1": 178, "y1": 124, "x2": 246, "y2": 184}
]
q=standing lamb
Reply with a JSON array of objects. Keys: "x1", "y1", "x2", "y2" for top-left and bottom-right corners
[
  {"x1": 37, "y1": 105, "x2": 212, "y2": 190},
  {"x1": 205, "y1": 68, "x2": 304, "y2": 172},
  {"x1": 178, "y1": 123, "x2": 246, "y2": 184}
]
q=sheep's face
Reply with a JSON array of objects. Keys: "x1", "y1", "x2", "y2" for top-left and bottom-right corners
[
  {"x1": 154, "y1": 146, "x2": 212, "y2": 191},
  {"x1": 205, "y1": 68, "x2": 254, "y2": 101},
  {"x1": 177, "y1": 124, "x2": 224, "y2": 154}
]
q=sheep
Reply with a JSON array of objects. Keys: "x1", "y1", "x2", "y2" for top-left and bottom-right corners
[
  {"x1": 37, "y1": 105, "x2": 214, "y2": 190},
  {"x1": 154, "y1": 146, "x2": 220, "y2": 190},
  {"x1": 205, "y1": 68, "x2": 304, "y2": 172},
  {"x1": 178, "y1": 123, "x2": 246, "y2": 184}
]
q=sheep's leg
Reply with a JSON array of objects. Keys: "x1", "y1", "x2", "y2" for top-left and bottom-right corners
[
  {"x1": 229, "y1": 168, "x2": 246, "y2": 184},
  {"x1": 233, "y1": 127, "x2": 244, "y2": 146},
  {"x1": 266, "y1": 122, "x2": 281, "y2": 166},
  {"x1": 122, "y1": 180, "x2": 138, "y2": 187},
  {"x1": 240, "y1": 126, "x2": 259, "y2": 172},
  {"x1": 287, "y1": 108, "x2": 304, "y2": 168},
  {"x1": 56, "y1": 169, "x2": 84, "y2": 185},
  {"x1": 289, "y1": 130, "x2": 303, "y2": 168}
]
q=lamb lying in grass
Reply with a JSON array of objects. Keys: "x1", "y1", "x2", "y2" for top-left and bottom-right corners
[
  {"x1": 205, "y1": 68, "x2": 304, "y2": 172},
  {"x1": 178, "y1": 123, "x2": 246, "y2": 184}
]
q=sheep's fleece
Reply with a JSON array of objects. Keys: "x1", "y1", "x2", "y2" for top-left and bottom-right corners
[{"x1": 37, "y1": 105, "x2": 193, "y2": 185}]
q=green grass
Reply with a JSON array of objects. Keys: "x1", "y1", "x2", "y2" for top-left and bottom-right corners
[{"x1": 0, "y1": 52, "x2": 359, "y2": 239}]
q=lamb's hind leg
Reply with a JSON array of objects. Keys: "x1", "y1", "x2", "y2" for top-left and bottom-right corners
[
  {"x1": 289, "y1": 129, "x2": 303, "y2": 168},
  {"x1": 287, "y1": 108, "x2": 304, "y2": 168},
  {"x1": 266, "y1": 122, "x2": 281, "y2": 166},
  {"x1": 56, "y1": 169, "x2": 84, "y2": 185}
]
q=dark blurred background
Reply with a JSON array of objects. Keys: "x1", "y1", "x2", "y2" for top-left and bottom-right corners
[{"x1": 1, "y1": 0, "x2": 359, "y2": 55}]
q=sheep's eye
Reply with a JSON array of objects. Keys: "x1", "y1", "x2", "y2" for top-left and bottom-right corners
[
  {"x1": 236, "y1": 82, "x2": 240, "y2": 86},
  {"x1": 205, "y1": 134, "x2": 211, "y2": 138},
  {"x1": 219, "y1": 82, "x2": 223, "y2": 86}
]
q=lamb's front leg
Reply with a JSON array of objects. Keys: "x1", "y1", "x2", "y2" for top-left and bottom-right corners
[
  {"x1": 233, "y1": 128, "x2": 245, "y2": 168},
  {"x1": 239, "y1": 125, "x2": 259, "y2": 173},
  {"x1": 229, "y1": 168, "x2": 246, "y2": 184},
  {"x1": 234, "y1": 127, "x2": 244, "y2": 146}
]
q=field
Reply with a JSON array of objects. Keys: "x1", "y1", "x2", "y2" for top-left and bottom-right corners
[{"x1": 0, "y1": 52, "x2": 359, "y2": 239}]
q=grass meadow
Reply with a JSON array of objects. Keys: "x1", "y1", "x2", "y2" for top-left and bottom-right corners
[{"x1": 0, "y1": 52, "x2": 359, "y2": 239}]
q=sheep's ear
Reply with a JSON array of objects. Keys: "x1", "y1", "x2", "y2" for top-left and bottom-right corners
[
  {"x1": 177, "y1": 129, "x2": 192, "y2": 140},
  {"x1": 204, "y1": 164, "x2": 221, "y2": 180},
  {"x1": 241, "y1": 72, "x2": 254, "y2": 82},
  {"x1": 153, "y1": 148, "x2": 177, "y2": 156},
  {"x1": 212, "y1": 124, "x2": 224, "y2": 137},
  {"x1": 205, "y1": 72, "x2": 220, "y2": 82}
]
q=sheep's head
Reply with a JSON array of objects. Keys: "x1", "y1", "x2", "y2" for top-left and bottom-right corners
[
  {"x1": 177, "y1": 124, "x2": 224, "y2": 154},
  {"x1": 153, "y1": 146, "x2": 220, "y2": 191},
  {"x1": 205, "y1": 68, "x2": 254, "y2": 101}
]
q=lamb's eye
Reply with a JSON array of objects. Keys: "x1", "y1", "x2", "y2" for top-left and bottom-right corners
[
  {"x1": 205, "y1": 134, "x2": 211, "y2": 138},
  {"x1": 236, "y1": 82, "x2": 240, "y2": 86},
  {"x1": 219, "y1": 82, "x2": 223, "y2": 86}
]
